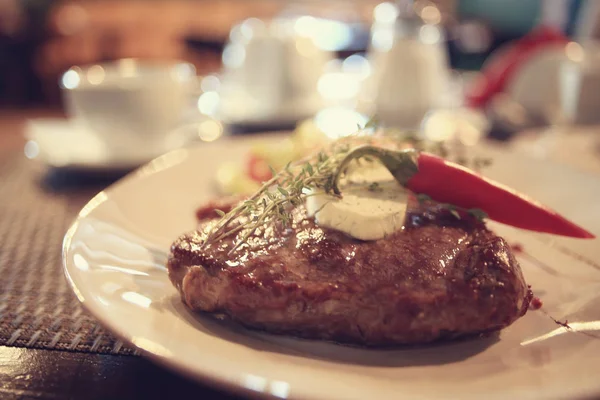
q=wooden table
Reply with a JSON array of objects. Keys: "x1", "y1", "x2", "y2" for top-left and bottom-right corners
[{"x1": 0, "y1": 109, "x2": 240, "y2": 400}]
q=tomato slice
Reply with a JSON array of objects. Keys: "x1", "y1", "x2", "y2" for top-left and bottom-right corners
[{"x1": 247, "y1": 154, "x2": 273, "y2": 182}]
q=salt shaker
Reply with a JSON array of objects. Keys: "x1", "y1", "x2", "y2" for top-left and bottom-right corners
[{"x1": 363, "y1": 0, "x2": 450, "y2": 129}]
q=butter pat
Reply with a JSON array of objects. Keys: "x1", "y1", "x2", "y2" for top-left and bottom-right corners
[{"x1": 306, "y1": 165, "x2": 409, "y2": 240}]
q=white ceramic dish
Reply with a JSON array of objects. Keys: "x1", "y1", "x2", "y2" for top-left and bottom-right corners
[
  {"x1": 509, "y1": 126, "x2": 600, "y2": 176},
  {"x1": 61, "y1": 59, "x2": 198, "y2": 160},
  {"x1": 63, "y1": 137, "x2": 600, "y2": 399},
  {"x1": 199, "y1": 73, "x2": 335, "y2": 129},
  {"x1": 24, "y1": 118, "x2": 222, "y2": 172},
  {"x1": 216, "y1": 88, "x2": 325, "y2": 128},
  {"x1": 24, "y1": 118, "x2": 156, "y2": 172},
  {"x1": 198, "y1": 68, "x2": 367, "y2": 129},
  {"x1": 212, "y1": 16, "x2": 332, "y2": 128}
]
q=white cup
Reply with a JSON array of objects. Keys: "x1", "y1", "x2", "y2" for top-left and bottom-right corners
[
  {"x1": 220, "y1": 17, "x2": 331, "y2": 118},
  {"x1": 60, "y1": 59, "x2": 197, "y2": 160}
]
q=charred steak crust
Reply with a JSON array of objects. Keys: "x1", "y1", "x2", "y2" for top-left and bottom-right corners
[{"x1": 168, "y1": 202, "x2": 531, "y2": 346}]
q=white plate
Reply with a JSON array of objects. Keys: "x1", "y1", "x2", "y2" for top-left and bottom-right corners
[
  {"x1": 217, "y1": 88, "x2": 325, "y2": 128},
  {"x1": 24, "y1": 119, "x2": 164, "y2": 172},
  {"x1": 197, "y1": 74, "x2": 325, "y2": 129},
  {"x1": 508, "y1": 126, "x2": 600, "y2": 175},
  {"x1": 24, "y1": 118, "x2": 222, "y2": 172},
  {"x1": 199, "y1": 70, "x2": 367, "y2": 129},
  {"x1": 63, "y1": 137, "x2": 600, "y2": 399}
]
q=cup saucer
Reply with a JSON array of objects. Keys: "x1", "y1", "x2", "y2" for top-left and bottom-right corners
[
  {"x1": 217, "y1": 83, "x2": 325, "y2": 128},
  {"x1": 24, "y1": 119, "x2": 167, "y2": 172}
]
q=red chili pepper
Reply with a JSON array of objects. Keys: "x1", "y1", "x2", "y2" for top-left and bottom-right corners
[
  {"x1": 247, "y1": 154, "x2": 273, "y2": 182},
  {"x1": 407, "y1": 152, "x2": 594, "y2": 239},
  {"x1": 333, "y1": 146, "x2": 595, "y2": 239}
]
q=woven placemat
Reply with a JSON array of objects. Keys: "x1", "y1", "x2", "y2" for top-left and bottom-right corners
[{"x1": 0, "y1": 153, "x2": 138, "y2": 355}]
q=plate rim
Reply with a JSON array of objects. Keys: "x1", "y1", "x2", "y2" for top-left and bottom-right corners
[{"x1": 61, "y1": 181, "x2": 262, "y2": 400}]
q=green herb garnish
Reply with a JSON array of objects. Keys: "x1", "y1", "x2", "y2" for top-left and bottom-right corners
[
  {"x1": 202, "y1": 138, "x2": 359, "y2": 253},
  {"x1": 203, "y1": 122, "x2": 490, "y2": 252}
]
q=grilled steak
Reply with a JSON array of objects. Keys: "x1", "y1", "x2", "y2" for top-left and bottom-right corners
[{"x1": 168, "y1": 199, "x2": 531, "y2": 345}]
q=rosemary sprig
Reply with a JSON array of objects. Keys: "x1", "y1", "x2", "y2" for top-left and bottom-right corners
[
  {"x1": 202, "y1": 127, "x2": 492, "y2": 253},
  {"x1": 331, "y1": 146, "x2": 419, "y2": 195},
  {"x1": 202, "y1": 139, "x2": 358, "y2": 253}
]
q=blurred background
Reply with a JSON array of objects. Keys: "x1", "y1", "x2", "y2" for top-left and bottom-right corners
[
  {"x1": 1, "y1": 0, "x2": 596, "y2": 105},
  {"x1": 3, "y1": 0, "x2": 600, "y2": 173}
]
